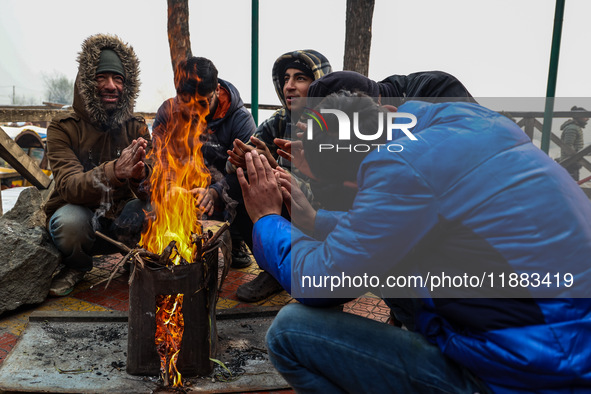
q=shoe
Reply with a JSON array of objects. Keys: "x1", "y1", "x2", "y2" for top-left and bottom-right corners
[
  {"x1": 236, "y1": 271, "x2": 284, "y2": 302},
  {"x1": 49, "y1": 268, "x2": 85, "y2": 297},
  {"x1": 231, "y1": 241, "x2": 253, "y2": 269}
]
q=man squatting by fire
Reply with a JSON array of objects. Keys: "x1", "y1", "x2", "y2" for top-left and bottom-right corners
[
  {"x1": 152, "y1": 56, "x2": 257, "y2": 269},
  {"x1": 238, "y1": 92, "x2": 591, "y2": 392},
  {"x1": 226, "y1": 49, "x2": 333, "y2": 303},
  {"x1": 45, "y1": 34, "x2": 151, "y2": 297}
]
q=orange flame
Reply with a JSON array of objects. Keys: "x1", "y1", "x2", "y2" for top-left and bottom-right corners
[
  {"x1": 155, "y1": 294, "x2": 184, "y2": 387},
  {"x1": 140, "y1": 69, "x2": 211, "y2": 386}
]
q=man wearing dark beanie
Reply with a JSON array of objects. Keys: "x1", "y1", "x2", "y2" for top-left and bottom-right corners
[
  {"x1": 302, "y1": 70, "x2": 475, "y2": 212},
  {"x1": 45, "y1": 34, "x2": 151, "y2": 297},
  {"x1": 225, "y1": 49, "x2": 332, "y2": 303},
  {"x1": 96, "y1": 49, "x2": 125, "y2": 78}
]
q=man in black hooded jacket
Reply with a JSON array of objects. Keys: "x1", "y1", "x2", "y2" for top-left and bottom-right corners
[{"x1": 152, "y1": 56, "x2": 257, "y2": 268}]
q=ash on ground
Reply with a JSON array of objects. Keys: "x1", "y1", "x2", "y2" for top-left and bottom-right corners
[{"x1": 210, "y1": 346, "x2": 267, "y2": 382}]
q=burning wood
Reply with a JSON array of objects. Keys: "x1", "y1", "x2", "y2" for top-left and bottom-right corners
[{"x1": 95, "y1": 222, "x2": 228, "y2": 291}]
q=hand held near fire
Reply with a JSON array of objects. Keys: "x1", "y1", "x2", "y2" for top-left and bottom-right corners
[
  {"x1": 164, "y1": 187, "x2": 217, "y2": 218},
  {"x1": 227, "y1": 138, "x2": 253, "y2": 169},
  {"x1": 275, "y1": 166, "x2": 316, "y2": 233},
  {"x1": 191, "y1": 187, "x2": 217, "y2": 217},
  {"x1": 115, "y1": 138, "x2": 148, "y2": 181},
  {"x1": 237, "y1": 152, "x2": 283, "y2": 223},
  {"x1": 228, "y1": 137, "x2": 278, "y2": 170},
  {"x1": 275, "y1": 138, "x2": 317, "y2": 181},
  {"x1": 249, "y1": 136, "x2": 278, "y2": 169}
]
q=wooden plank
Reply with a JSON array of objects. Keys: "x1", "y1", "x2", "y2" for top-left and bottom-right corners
[
  {"x1": 0, "y1": 108, "x2": 157, "y2": 122},
  {"x1": 523, "y1": 117, "x2": 535, "y2": 140},
  {"x1": 0, "y1": 108, "x2": 66, "y2": 122},
  {"x1": 0, "y1": 126, "x2": 51, "y2": 189},
  {"x1": 557, "y1": 144, "x2": 591, "y2": 168},
  {"x1": 507, "y1": 111, "x2": 591, "y2": 118}
]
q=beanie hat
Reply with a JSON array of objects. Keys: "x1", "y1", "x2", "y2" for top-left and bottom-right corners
[
  {"x1": 307, "y1": 71, "x2": 380, "y2": 99},
  {"x1": 572, "y1": 105, "x2": 588, "y2": 112},
  {"x1": 96, "y1": 49, "x2": 125, "y2": 77},
  {"x1": 283, "y1": 59, "x2": 315, "y2": 80}
]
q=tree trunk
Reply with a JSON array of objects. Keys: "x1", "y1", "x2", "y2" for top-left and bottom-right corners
[
  {"x1": 167, "y1": 0, "x2": 192, "y2": 76},
  {"x1": 343, "y1": 0, "x2": 375, "y2": 76}
]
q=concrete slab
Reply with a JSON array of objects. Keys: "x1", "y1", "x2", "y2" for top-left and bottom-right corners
[{"x1": 0, "y1": 309, "x2": 289, "y2": 393}]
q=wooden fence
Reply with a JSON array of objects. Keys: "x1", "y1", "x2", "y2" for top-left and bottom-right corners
[{"x1": 1, "y1": 107, "x2": 589, "y2": 214}]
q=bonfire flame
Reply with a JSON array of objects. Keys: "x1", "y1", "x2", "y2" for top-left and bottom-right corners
[
  {"x1": 140, "y1": 69, "x2": 211, "y2": 387},
  {"x1": 155, "y1": 294, "x2": 184, "y2": 386}
]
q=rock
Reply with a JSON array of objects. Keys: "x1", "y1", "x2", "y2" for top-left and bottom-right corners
[
  {"x1": 0, "y1": 187, "x2": 60, "y2": 316},
  {"x1": 2, "y1": 187, "x2": 47, "y2": 228}
]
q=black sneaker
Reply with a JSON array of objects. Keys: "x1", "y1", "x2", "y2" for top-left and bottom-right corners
[
  {"x1": 236, "y1": 271, "x2": 284, "y2": 302},
  {"x1": 231, "y1": 241, "x2": 253, "y2": 268}
]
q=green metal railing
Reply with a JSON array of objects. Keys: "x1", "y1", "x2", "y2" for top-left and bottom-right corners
[{"x1": 541, "y1": 0, "x2": 565, "y2": 154}]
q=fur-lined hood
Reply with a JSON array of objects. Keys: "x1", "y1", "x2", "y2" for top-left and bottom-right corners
[{"x1": 73, "y1": 34, "x2": 140, "y2": 130}]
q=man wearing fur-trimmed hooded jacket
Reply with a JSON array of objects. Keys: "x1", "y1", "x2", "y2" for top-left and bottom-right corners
[
  {"x1": 225, "y1": 49, "x2": 332, "y2": 303},
  {"x1": 45, "y1": 34, "x2": 151, "y2": 297},
  {"x1": 238, "y1": 93, "x2": 591, "y2": 393}
]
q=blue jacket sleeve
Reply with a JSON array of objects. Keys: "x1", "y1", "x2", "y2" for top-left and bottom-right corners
[
  {"x1": 313, "y1": 209, "x2": 346, "y2": 240},
  {"x1": 252, "y1": 214, "x2": 295, "y2": 293}
]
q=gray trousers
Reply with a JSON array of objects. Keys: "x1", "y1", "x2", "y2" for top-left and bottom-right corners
[{"x1": 48, "y1": 200, "x2": 146, "y2": 271}]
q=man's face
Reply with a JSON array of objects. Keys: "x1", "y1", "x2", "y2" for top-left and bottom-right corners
[
  {"x1": 575, "y1": 116, "x2": 590, "y2": 127},
  {"x1": 95, "y1": 72, "x2": 124, "y2": 112},
  {"x1": 206, "y1": 84, "x2": 220, "y2": 117},
  {"x1": 283, "y1": 68, "x2": 313, "y2": 113},
  {"x1": 178, "y1": 84, "x2": 219, "y2": 118}
]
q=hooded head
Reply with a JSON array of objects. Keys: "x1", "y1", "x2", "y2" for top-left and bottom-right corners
[
  {"x1": 271, "y1": 50, "x2": 332, "y2": 109},
  {"x1": 303, "y1": 91, "x2": 388, "y2": 184},
  {"x1": 307, "y1": 71, "x2": 380, "y2": 100},
  {"x1": 73, "y1": 34, "x2": 140, "y2": 130}
]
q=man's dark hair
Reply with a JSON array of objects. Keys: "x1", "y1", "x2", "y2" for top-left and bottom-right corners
[
  {"x1": 175, "y1": 57, "x2": 218, "y2": 97},
  {"x1": 303, "y1": 92, "x2": 389, "y2": 183}
]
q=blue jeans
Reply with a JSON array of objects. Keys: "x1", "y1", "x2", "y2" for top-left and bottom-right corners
[
  {"x1": 266, "y1": 303, "x2": 491, "y2": 394},
  {"x1": 48, "y1": 200, "x2": 147, "y2": 272}
]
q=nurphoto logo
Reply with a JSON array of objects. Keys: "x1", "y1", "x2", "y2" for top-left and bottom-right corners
[{"x1": 303, "y1": 106, "x2": 418, "y2": 153}]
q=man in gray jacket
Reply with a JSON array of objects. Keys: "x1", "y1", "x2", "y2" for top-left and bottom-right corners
[{"x1": 560, "y1": 106, "x2": 589, "y2": 181}]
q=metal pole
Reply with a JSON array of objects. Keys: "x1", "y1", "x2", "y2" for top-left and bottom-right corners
[
  {"x1": 541, "y1": 0, "x2": 565, "y2": 154},
  {"x1": 251, "y1": 0, "x2": 259, "y2": 125}
]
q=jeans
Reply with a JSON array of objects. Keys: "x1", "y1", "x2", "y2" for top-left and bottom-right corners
[
  {"x1": 48, "y1": 200, "x2": 147, "y2": 272},
  {"x1": 266, "y1": 303, "x2": 491, "y2": 394}
]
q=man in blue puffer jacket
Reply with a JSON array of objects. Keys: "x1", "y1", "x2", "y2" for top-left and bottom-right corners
[{"x1": 237, "y1": 92, "x2": 591, "y2": 393}]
